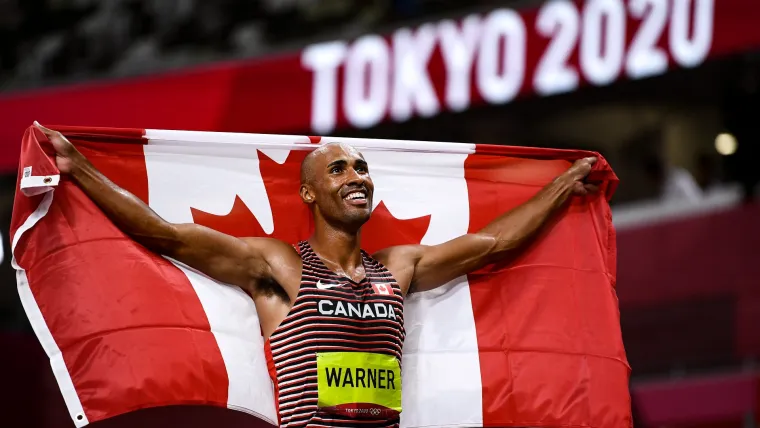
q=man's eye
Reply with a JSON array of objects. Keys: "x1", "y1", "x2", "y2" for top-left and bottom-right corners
[{"x1": 330, "y1": 167, "x2": 341, "y2": 173}]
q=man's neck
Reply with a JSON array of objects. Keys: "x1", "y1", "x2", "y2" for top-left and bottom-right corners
[{"x1": 308, "y1": 223, "x2": 363, "y2": 277}]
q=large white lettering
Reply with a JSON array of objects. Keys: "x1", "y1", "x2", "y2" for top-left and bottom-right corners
[
  {"x1": 437, "y1": 15, "x2": 481, "y2": 112},
  {"x1": 476, "y1": 9, "x2": 526, "y2": 104},
  {"x1": 362, "y1": 304, "x2": 376, "y2": 319},
  {"x1": 301, "y1": 1, "x2": 715, "y2": 133},
  {"x1": 391, "y1": 24, "x2": 440, "y2": 121},
  {"x1": 343, "y1": 35, "x2": 390, "y2": 129},
  {"x1": 318, "y1": 300, "x2": 397, "y2": 320},
  {"x1": 374, "y1": 303, "x2": 388, "y2": 318},
  {"x1": 302, "y1": 41, "x2": 348, "y2": 134},
  {"x1": 348, "y1": 303, "x2": 361, "y2": 318},
  {"x1": 534, "y1": 0, "x2": 580, "y2": 95},
  {"x1": 625, "y1": 0, "x2": 668, "y2": 79},
  {"x1": 670, "y1": 0, "x2": 714, "y2": 68},
  {"x1": 335, "y1": 301, "x2": 349, "y2": 317},
  {"x1": 580, "y1": 0, "x2": 626, "y2": 86},
  {"x1": 319, "y1": 300, "x2": 334, "y2": 315}
]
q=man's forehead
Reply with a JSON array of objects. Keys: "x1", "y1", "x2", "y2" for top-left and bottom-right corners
[{"x1": 313, "y1": 143, "x2": 364, "y2": 163}]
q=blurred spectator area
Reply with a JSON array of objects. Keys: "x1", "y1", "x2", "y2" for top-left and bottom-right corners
[
  {"x1": 2, "y1": 0, "x2": 757, "y2": 205},
  {"x1": 0, "y1": 0, "x2": 520, "y2": 89}
]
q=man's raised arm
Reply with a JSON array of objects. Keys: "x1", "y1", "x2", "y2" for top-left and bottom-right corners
[
  {"x1": 374, "y1": 157, "x2": 598, "y2": 294},
  {"x1": 34, "y1": 123, "x2": 297, "y2": 295}
]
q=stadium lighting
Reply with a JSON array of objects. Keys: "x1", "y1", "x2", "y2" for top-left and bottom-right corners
[{"x1": 715, "y1": 133, "x2": 737, "y2": 156}]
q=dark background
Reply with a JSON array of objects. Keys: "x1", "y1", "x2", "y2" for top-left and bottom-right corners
[{"x1": 1, "y1": 1, "x2": 759, "y2": 427}]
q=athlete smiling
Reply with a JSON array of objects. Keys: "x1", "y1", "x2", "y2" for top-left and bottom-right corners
[{"x1": 37, "y1": 122, "x2": 597, "y2": 427}]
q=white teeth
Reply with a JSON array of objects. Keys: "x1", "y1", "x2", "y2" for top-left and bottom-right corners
[{"x1": 345, "y1": 191, "x2": 366, "y2": 200}]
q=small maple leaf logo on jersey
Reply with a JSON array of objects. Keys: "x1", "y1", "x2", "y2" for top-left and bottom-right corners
[
  {"x1": 190, "y1": 148, "x2": 431, "y2": 252},
  {"x1": 371, "y1": 283, "x2": 393, "y2": 295}
]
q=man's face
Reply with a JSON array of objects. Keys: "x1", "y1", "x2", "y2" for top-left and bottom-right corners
[{"x1": 301, "y1": 144, "x2": 374, "y2": 227}]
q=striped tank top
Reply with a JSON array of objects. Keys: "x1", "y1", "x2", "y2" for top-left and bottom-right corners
[{"x1": 265, "y1": 241, "x2": 405, "y2": 427}]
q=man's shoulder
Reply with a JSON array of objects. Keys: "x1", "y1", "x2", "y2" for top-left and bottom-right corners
[
  {"x1": 368, "y1": 245, "x2": 423, "y2": 295},
  {"x1": 369, "y1": 244, "x2": 423, "y2": 268},
  {"x1": 239, "y1": 236, "x2": 302, "y2": 259}
]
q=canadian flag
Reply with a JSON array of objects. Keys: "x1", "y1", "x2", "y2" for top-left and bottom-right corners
[{"x1": 11, "y1": 125, "x2": 630, "y2": 428}]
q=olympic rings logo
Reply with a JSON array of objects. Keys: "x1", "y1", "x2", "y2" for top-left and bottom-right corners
[{"x1": 369, "y1": 408, "x2": 381, "y2": 416}]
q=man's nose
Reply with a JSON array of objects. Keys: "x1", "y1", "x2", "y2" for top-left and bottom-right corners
[{"x1": 346, "y1": 168, "x2": 365, "y2": 185}]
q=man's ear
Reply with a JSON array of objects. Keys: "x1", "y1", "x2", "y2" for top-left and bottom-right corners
[{"x1": 300, "y1": 184, "x2": 315, "y2": 204}]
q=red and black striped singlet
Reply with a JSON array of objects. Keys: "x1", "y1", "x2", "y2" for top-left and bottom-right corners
[{"x1": 265, "y1": 241, "x2": 405, "y2": 427}]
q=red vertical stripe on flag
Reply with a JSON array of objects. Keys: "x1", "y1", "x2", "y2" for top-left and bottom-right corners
[
  {"x1": 13, "y1": 129, "x2": 229, "y2": 423},
  {"x1": 78, "y1": 142, "x2": 149, "y2": 203},
  {"x1": 465, "y1": 149, "x2": 630, "y2": 427}
]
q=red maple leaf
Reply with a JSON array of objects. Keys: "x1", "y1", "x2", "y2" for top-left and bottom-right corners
[
  {"x1": 191, "y1": 150, "x2": 311, "y2": 244},
  {"x1": 191, "y1": 148, "x2": 431, "y2": 252},
  {"x1": 360, "y1": 202, "x2": 430, "y2": 255}
]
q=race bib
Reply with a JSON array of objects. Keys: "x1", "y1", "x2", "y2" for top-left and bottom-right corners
[{"x1": 317, "y1": 352, "x2": 402, "y2": 419}]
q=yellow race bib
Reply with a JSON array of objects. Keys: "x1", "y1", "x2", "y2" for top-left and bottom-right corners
[{"x1": 317, "y1": 352, "x2": 402, "y2": 419}]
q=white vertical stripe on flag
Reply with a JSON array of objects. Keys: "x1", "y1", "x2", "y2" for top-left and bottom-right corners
[
  {"x1": 170, "y1": 261, "x2": 278, "y2": 424},
  {"x1": 402, "y1": 280, "x2": 484, "y2": 428},
  {"x1": 144, "y1": 144, "x2": 278, "y2": 423},
  {"x1": 361, "y1": 149, "x2": 483, "y2": 427},
  {"x1": 143, "y1": 131, "x2": 483, "y2": 427},
  {"x1": 12, "y1": 190, "x2": 90, "y2": 427}
]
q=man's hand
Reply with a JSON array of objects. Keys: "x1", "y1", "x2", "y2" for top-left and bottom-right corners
[
  {"x1": 34, "y1": 121, "x2": 84, "y2": 174},
  {"x1": 560, "y1": 156, "x2": 599, "y2": 196}
]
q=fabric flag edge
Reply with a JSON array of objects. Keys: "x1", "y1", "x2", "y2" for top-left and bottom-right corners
[
  {"x1": 38, "y1": 125, "x2": 616, "y2": 203},
  {"x1": 12, "y1": 185, "x2": 89, "y2": 427},
  {"x1": 12, "y1": 126, "x2": 91, "y2": 425},
  {"x1": 14, "y1": 124, "x2": 625, "y2": 428}
]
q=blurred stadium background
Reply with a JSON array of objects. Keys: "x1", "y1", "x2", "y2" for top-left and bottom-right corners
[{"x1": 0, "y1": 0, "x2": 759, "y2": 427}]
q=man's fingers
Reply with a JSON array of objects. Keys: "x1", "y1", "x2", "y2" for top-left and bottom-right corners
[
  {"x1": 33, "y1": 121, "x2": 53, "y2": 134},
  {"x1": 584, "y1": 183, "x2": 600, "y2": 193},
  {"x1": 570, "y1": 156, "x2": 596, "y2": 179},
  {"x1": 572, "y1": 157, "x2": 597, "y2": 168},
  {"x1": 33, "y1": 121, "x2": 74, "y2": 158},
  {"x1": 34, "y1": 121, "x2": 63, "y2": 142}
]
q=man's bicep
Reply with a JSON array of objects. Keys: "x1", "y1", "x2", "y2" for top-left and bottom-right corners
[
  {"x1": 410, "y1": 234, "x2": 496, "y2": 292},
  {"x1": 169, "y1": 224, "x2": 279, "y2": 289}
]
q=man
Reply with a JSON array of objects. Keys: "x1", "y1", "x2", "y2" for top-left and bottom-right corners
[{"x1": 35, "y1": 122, "x2": 598, "y2": 428}]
